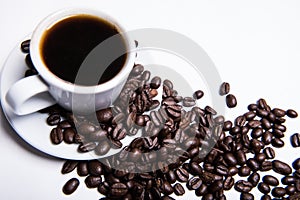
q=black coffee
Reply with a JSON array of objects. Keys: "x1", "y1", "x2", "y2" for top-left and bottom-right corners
[{"x1": 41, "y1": 14, "x2": 127, "y2": 86}]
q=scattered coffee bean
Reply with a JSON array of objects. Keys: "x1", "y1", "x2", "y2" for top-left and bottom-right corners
[
  {"x1": 62, "y1": 178, "x2": 79, "y2": 195},
  {"x1": 219, "y1": 82, "x2": 230, "y2": 96},
  {"x1": 272, "y1": 160, "x2": 292, "y2": 175},
  {"x1": 234, "y1": 180, "x2": 253, "y2": 193},
  {"x1": 286, "y1": 109, "x2": 298, "y2": 118},
  {"x1": 291, "y1": 133, "x2": 300, "y2": 147},
  {"x1": 293, "y1": 158, "x2": 300, "y2": 170},
  {"x1": 271, "y1": 187, "x2": 286, "y2": 198},
  {"x1": 226, "y1": 94, "x2": 237, "y2": 108},
  {"x1": 240, "y1": 192, "x2": 254, "y2": 200},
  {"x1": 258, "y1": 182, "x2": 271, "y2": 194},
  {"x1": 193, "y1": 90, "x2": 204, "y2": 99},
  {"x1": 20, "y1": 39, "x2": 30, "y2": 53},
  {"x1": 248, "y1": 172, "x2": 260, "y2": 187},
  {"x1": 174, "y1": 183, "x2": 185, "y2": 195},
  {"x1": 50, "y1": 127, "x2": 63, "y2": 144},
  {"x1": 85, "y1": 175, "x2": 102, "y2": 188},
  {"x1": 47, "y1": 113, "x2": 61, "y2": 125}
]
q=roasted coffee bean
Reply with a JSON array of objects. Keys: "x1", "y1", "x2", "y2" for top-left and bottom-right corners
[
  {"x1": 240, "y1": 192, "x2": 254, "y2": 200},
  {"x1": 263, "y1": 147, "x2": 275, "y2": 159},
  {"x1": 129, "y1": 148, "x2": 142, "y2": 162},
  {"x1": 88, "y1": 160, "x2": 103, "y2": 176},
  {"x1": 193, "y1": 90, "x2": 204, "y2": 99},
  {"x1": 183, "y1": 97, "x2": 196, "y2": 107},
  {"x1": 131, "y1": 64, "x2": 144, "y2": 75},
  {"x1": 96, "y1": 108, "x2": 113, "y2": 123},
  {"x1": 226, "y1": 94, "x2": 237, "y2": 108},
  {"x1": 272, "y1": 108, "x2": 286, "y2": 117},
  {"x1": 261, "y1": 195, "x2": 271, "y2": 200},
  {"x1": 234, "y1": 180, "x2": 253, "y2": 193},
  {"x1": 255, "y1": 153, "x2": 266, "y2": 163},
  {"x1": 78, "y1": 122, "x2": 96, "y2": 135},
  {"x1": 78, "y1": 142, "x2": 96, "y2": 152},
  {"x1": 77, "y1": 161, "x2": 89, "y2": 176},
  {"x1": 186, "y1": 177, "x2": 202, "y2": 190},
  {"x1": 274, "y1": 124, "x2": 286, "y2": 132},
  {"x1": 89, "y1": 129, "x2": 107, "y2": 141},
  {"x1": 282, "y1": 176, "x2": 296, "y2": 185},
  {"x1": 228, "y1": 166, "x2": 239, "y2": 176},
  {"x1": 223, "y1": 121, "x2": 233, "y2": 131},
  {"x1": 215, "y1": 165, "x2": 228, "y2": 176},
  {"x1": 238, "y1": 166, "x2": 251, "y2": 177},
  {"x1": 161, "y1": 196, "x2": 175, "y2": 200},
  {"x1": 47, "y1": 113, "x2": 61, "y2": 125},
  {"x1": 262, "y1": 131, "x2": 273, "y2": 145},
  {"x1": 224, "y1": 152, "x2": 237, "y2": 166},
  {"x1": 219, "y1": 82, "x2": 230, "y2": 96},
  {"x1": 110, "y1": 182, "x2": 128, "y2": 196},
  {"x1": 271, "y1": 187, "x2": 286, "y2": 197},
  {"x1": 248, "y1": 172, "x2": 260, "y2": 187},
  {"x1": 209, "y1": 180, "x2": 223, "y2": 193},
  {"x1": 95, "y1": 140, "x2": 110, "y2": 155},
  {"x1": 175, "y1": 168, "x2": 189, "y2": 182},
  {"x1": 189, "y1": 162, "x2": 203, "y2": 175},
  {"x1": 293, "y1": 158, "x2": 300, "y2": 170},
  {"x1": 74, "y1": 134, "x2": 85, "y2": 144},
  {"x1": 271, "y1": 138, "x2": 284, "y2": 148},
  {"x1": 286, "y1": 109, "x2": 298, "y2": 118},
  {"x1": 173, "y1": 183, "x2": 185, "y2": 195},
  {"x1": 150, "y1": 76, "x2": 161, "y2": 89},
  {"x1": 195, "y1": 184, "x2": 208, "y2": 196},
  {"x1": 162, "y1": 181, "x2": 173, "y2": 195},
  {"x1": 163, "y1": 79, "x2": 173, "y2": 89},
  {"x1": 263, "y1": 175, "x2": 279, "y2": 186},
  {"x1": 273, "y1": 129, "x2": 284, "y2": 138},
  {"x1": 110, "y1": 139, "x2": 122, "y2": 149},
  {"x1": 291, "y1": 133, "x2": 300, "y2": 147},
  {"x1": 223, "y1": 176, "x2": 234, "y2": 190},
  {"x1": 258, "y1": 182, "x2": 271, "y2": 194},
  {"x1": 85, "y1": 175, "x2": 102, "y2": 188},
  {"x1": 62, "y1": 178, "x2": 79, "y2": 195},
  {"x1": 261, "y1": 118, "x2": 271, "y2": 130},
  {"x1": 21, "y1": 39, "x2": 30, "y2": 53},
  {"x1": 97, "y1": 181, "x2": 110, "y2": 195},
  {"x1": 63, "y1": 128, "x2": 76, "y2": 144},
  {"x1": 61, "y1": 160, "x2": 78, "y2": 174},
  {"x1": 235, "y1": 115, "x2": 246, "y2": 127},
  {"x1": 50, "y1": 127, "x2": 63, "y2": 144},
  {"x1": 260, "y1": 161, "x2": 272, "y2": 171},
  {"x1": 141, "y1": 70, "x2": 151, "y2": 81},
  {"x1": 247, "y1": 158, "x2": 260, "y2": 171},
  {"x1": 202, "y1": 193, "x2": 214, "y2": 200},
  {"x1": 286, "y1": 185, "x2": 297, "y2": 195},
  {"x1": 205, "y1": 106, "x2": 217, "y2": 115},
  {"x1": 272, "y1": 160, "x2": 292, "y2": 175}
]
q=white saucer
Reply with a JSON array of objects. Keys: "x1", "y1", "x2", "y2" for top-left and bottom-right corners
[{"x1": 0, "y1": 37, "x2": 214, "y2": 160}]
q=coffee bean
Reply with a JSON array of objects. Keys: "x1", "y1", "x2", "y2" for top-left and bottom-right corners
[
  {"x1": 174, "y1": 183, "x2": 185, "y2": 195},
  {"x1": 95, "y1": 140, "x2": 110, "y2": 155},
  {"x1": 272, "y1": 108, "x2": 286, "y2": 117},
  {"x1": 202, "y1": 193, "x2": 214, "y2": 200},
  {"x1": 62, "y1": 178, "x2": 79, "y2": 195},
  {"x1": 234, "y1": 180, "x2": 253, "y2": 193},
  {"x1": 228, "y1": 166, "x2": 239, "y2": 176},
  {"x1": 248, "y1": 172, "x2": 260, "y2": 187},
  {"x1": 63, "y1": 128, "x2": 76, "y2": 144},
  {"x1": 47, "y1": 113, "x2": 61, "y2": 125},
  {"x1": 77, "y1": 161, "x2": 89, "y2": 176},
  {"x1": 112, "y1": 124, "x2": 127, "y2": 140},
  {"x1": 293, "y1": 158, "x2": 300, "y2": 170},
  {"x1": 161, "y1": 196, "x2": 175, "y2": 200},
  {"x1": 219, "y1": 82, "x2": 230, "y2": 96},
  {"x1": 261, "y1": 195, "x2": 272, "y2": 200},
  {"x1": 255, "y1": 153, "x2": 266, "y2": 163},
  {"x1": 238, "y1": 166, "x2": 251, "y2": 177},
  {"x1": 271, "y1": 138, "x2": 284, "y2": 148},
  {"x1": 291, "y1": 133, "x2": 300, "y2": 147},
  {"x1": 209, "y1": 180, "x2": 223, "y2": 193},
  {"x1": 21, "y1": 39, "x2": 30, "y2": 53},
  {"x1": 25, "y1": 54, "x2": 35, "y2": 70},
  {"x1": 61, "y1": 160, "x2": 78, "y2": 174},
  {"x1": 78, "y1": 142, "x2": 96, "y2": 152},
  {"x1": 247, "y1": 158, "x2": 260, "y2": 171},
  {"x1": 286, "y1": 109, "x2": 298, "y2": 118},
  {"x1": 186, "y1": 177, "x2": 202, "y2": 190},
  {"x1": 175, "y1": 168, "x2": 189, "y2": 182},
  {"x1": 163, "y1": 79, "x2": 173, "y2": 89},
  {"x1": 88, "y1": 160, "x2": 103, "y2": 176},
  {"x1": 226, "y1": 94, "x2": 237, "y2": 108},
  {"x1": 193, "y1": 90, "x2": 204, "y2": 99},
  {"x1": 261, "y1": 118, "x2": 271, "y2": 130},
  {"x1": 271, "y1": 187, "x2": 286, "y2": 197},
  {"x1": 224, "y1": 152, "x2": 237, "y2": 166},
  {"x1": 50, "y1": 127, "x2": 63, "y2": 144},
  {"x1": 272, "y1": 160, "x2": 292, "y2": 175},
  {"x1": 215, "y1": 165, "x2": 229, "y2": 176},
  {"x1": 96, "y1": 108, "x2": 113, "y2": 123},
  {"x1": 248, "y1": 120, "x2": 261, "y2": 129},
  {"x1": 166, "y1": 105, "x2": 182, "y2": 119},
  {"x1": 286, "y1": 185, "x2": 296, "y2": 195},
  {"x1": 183, "y1": 97, "x2": 196, "y2": 107},
  {"x1": 223, "y1": 176, "x2": 234, "y2": 190},
  {"x1": 258, "y1": 182, "x2": 271, "y2": 194},
  {"x1": 260, "y1": 161, "x2": 272, "y2": 171},
  {"x1": 263, "y1": 147, "x2": 275, "y2": 159},
  {"x1": 85, "y1": 175, "x2": 102, "y2": 188},
  {"x1": 110, "y1": 182, "x2": 128, "y2": 196},
  {"x1": 150, "y1": 76, "x2": 161, "y2": 89},
  {"x1": 282, "y1": 176, "x2": 296, "y2": 185},
  {"x1": 262, "y1": 175, "x2": 279, "y2": 186},
  {"x1": 262, "y1": 131, "x2": 273, "y2": 145},
  {"x1": 240, "y1": 192, "x2": 254, "y2": 200}
]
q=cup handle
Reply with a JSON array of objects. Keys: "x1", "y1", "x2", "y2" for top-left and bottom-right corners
[{"x1": 5, "y1": 75, "x2": 56, "y2": 115}]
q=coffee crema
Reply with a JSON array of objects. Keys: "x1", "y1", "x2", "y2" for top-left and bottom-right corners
[{"x1": 40, "y1": 14, "x2": 127, "y2": 86}]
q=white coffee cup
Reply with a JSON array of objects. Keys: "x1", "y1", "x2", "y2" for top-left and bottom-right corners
[{"x1": 6, "y1": 8, "x2": 136, "y2": 115}]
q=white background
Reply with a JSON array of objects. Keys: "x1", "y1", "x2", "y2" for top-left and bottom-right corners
[{"x1": 1, "y1": 0, "x2": 300, "y2": 199}]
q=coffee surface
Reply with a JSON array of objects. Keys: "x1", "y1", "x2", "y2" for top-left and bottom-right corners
[{"x1": 41, "y1": 14, "x2": 127, "y2": 86}]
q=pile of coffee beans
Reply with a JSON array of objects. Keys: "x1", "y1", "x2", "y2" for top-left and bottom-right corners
[{"x1": 21, "y1": 40, "x2": 300, "y2": 199}]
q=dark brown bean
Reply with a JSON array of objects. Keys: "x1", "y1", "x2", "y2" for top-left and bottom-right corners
[
  {"x1": 50, "y1": 127, "x2": 63, "y2": 144},
  {"x1": 226, "y1": 94, "x2": 237, "y2": 108},
  {"x1": 47, "y1": 113, "x2": 61, "y2": 125},
  {"x1": 240, "y1": 192, "x2": 254, "y2": 200},
  {"x1": 186, "y1": 177, "x2": 202, "y2": 190},
  {"x1": 96, "y1": 108, "x2": 113, "y2": 123},
  {"x1": 110, "y1": 182, "x2": 128, "y2": 196},
  {"x1": 95, "y1": 140, "x2": 110, "y2": 155},
  {"x1": 291, "y1": 133, "x2": 300, "y2": 147},
  {"x1": 219, "y1": 82, "x2": 230, "y2": 96},
  {"x1": 262, "y1": 131, "x2": 273, "y2": 145},
  {"x1": 85, "y1": 175, "x2": 102, "y2": 188},
  {"x1": 183, "y1": 97, "x2": 196, "y2": 107},
  {"x1": 21, "y1": 39, "x2": 30, "y2": 53},
  {"x1": 238, "y1": 166, "x2": 251, "y2": 177},
  {"x1": 263, "y1": 175, "x2": 279, "y2": 186},
  {"x1": 224, "y1": 152, "x2": 237, "y2": 166},
  {"x1": 272, "y1": 160, "x2": 292, "y2": 175},
  {"x1": 271, "y1": 138, "x2": 284, "y2": 148},
  {"x1": 272, "y1": 108, "x2": 286, "y2": 117},
  {"x1": 78, "y1": 142, "x2": 96, "y2": 152},
  {"x1": 260, "y1": 161, "x2": 272, "y2": 171},
  {"x1": 271, "y1": 187, "x2": 286, "y2": 197},
  {"x1": 282, "y1": 176, "x2": 296, "y2": 185},
  {"x1": 223, "y1": 176, "x2": 234, "y2": 190},
  {"x1": 293, "y1": 158, "x2": 300, "y2": 170},
  {"x1": 61, "y1": 160, "x2": 78, "y2": 174},
  {"x1": 63, "y1": 128, "x2": 76, "y2": 144},
  {"x1": 88, "y1": 160, "x2": 103, "y2": 176},
  {"x1": 62, "y1": 178, "x2": 79, "y2": 195},
  {"x1": 173, "y1": 183, "x2": 185, "y2": 195},
  {"x1": 286, "y1": 109, "x2": 298, "y2": 118},
  {"x1": 175, "y1": 168, "x2": 189, "y2": 182},
  {"x1": 77, "y1": 161, "x2": 89, "y2": 176},
  {"x1": 234, "y1": 180, "x2": 253, "y2": 193},
  {"x1": 286, "y1": 185, "x2": 296, "y2": 195},
  {"x1": 258, "y1": 182, "x2": 271, "y2": 194},
  {"x1": 247, "y1": 158, "x2": 260, "y2": 171},
  {"x1": 248, "y1": 172, "x2": 260, "y2": 187},
  {"x1": 193, "y1": 90, "x2": 204, "y2": 99}
]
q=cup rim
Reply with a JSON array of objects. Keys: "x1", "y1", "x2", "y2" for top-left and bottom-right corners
[{"x1": 30, "y1": 8, "x2": 135, "y2": 94}]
